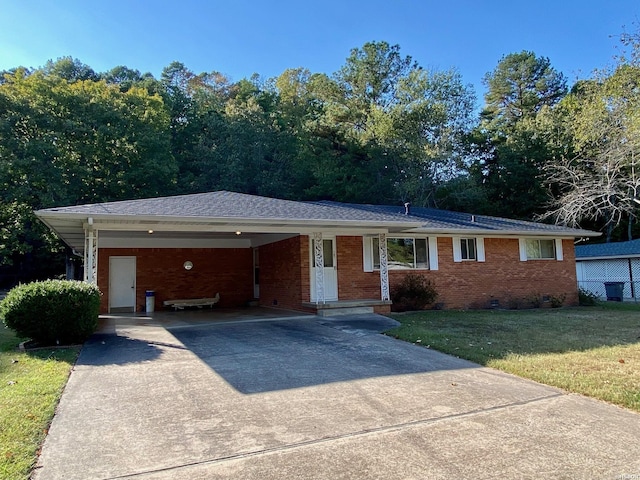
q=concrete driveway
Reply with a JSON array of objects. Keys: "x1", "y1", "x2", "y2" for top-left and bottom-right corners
[{"x1": 34, "y1": 314, "x2": 640, "y2": 479}]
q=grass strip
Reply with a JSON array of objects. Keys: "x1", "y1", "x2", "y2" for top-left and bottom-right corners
[{"x1": 0, "y1": 326, "x2": 80, "y2": 479}]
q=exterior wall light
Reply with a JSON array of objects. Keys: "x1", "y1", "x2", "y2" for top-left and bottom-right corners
[{"x1": 183, "y1": 261, "x2": 193, "y2": 270}]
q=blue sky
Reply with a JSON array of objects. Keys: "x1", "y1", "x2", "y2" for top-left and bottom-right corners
[{"x1": 1, "y1": 0, "x2": 638, "y2": 100}]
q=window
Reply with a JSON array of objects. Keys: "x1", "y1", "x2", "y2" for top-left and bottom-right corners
[
  {"x1": 372, "y1": 237, "x2": 429, "y2": 270},
  {"x1": 525, "y1": 239, "x2": 556, "y2": 259},
  {"x1": 460, "y1": 238, "x2": 477, "y2": 260},
  {"x1": 312, "y1": 239, "x2": 334, "y2": 267},
  {"x1": 452, "y1": 237, "x2": 485, "y2": 262}
]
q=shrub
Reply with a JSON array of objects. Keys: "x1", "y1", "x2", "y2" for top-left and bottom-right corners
[
  {"x1": 391, "y1": 273, "x2": 438, "y2": 312},
  {"x1": 0, "y1": 280, "x2": 100, "y2": 345},
  {"x1": 550, "y1": 293, "x2": 566, "y2": 308},
  {"x1": 578, "y1": 287, "x2": 600, "y2": 306}
]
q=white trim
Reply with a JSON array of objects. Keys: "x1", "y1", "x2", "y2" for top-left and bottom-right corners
[
  {"x1": 313, "y1": 233, "x2": 325, "y2": 304},
  {"x1": 428, "y1": 237, "x2": 439, "y2": 271},
  {"x1": 379, "y1": 233, "x2": 390, "y2": 301},
  {"x1": 555, "y1": 238, "x2": 564, "y2": 261},
  {"x1": 519, "y1": 238, "x2": 528, "y2": 262},
  {"x1": 477, "y1": 237, "x2": 486, "y2": 262},
  {"x1": 577, "y1": 254, "x2": 640, "y2": 261},
  {"x1": 452, "y1": 237, "x2": 462, "y2": 262},
  {"x1": 84, "y1": 229, "x2": 98, "y2": 283},
  {"x1": 363, "y1": 236, "x2": 374, "y2": 272}
]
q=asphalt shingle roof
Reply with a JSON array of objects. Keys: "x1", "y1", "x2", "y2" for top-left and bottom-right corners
[
  {"x1": 575, "y1": 239, "x2": 640, "y2": 258},
  {"x1": 37, "y1": 190, "x2": 594, "y2": 236}
]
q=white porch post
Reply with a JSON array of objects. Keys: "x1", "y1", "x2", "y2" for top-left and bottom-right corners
[
  {"x1": 313, "y1": 232, "x2": 325, "y2": 304},
  {"x1": 379, "y1": 233, "x2": 390, "y2": 301},
  {"x1": 84, "y1": 229, "x2": 98, "y2": 284}
]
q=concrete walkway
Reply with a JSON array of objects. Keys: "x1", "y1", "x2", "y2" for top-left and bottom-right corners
[{"x1": 33, "y1": 314, "x2": 640, "y2": 479}]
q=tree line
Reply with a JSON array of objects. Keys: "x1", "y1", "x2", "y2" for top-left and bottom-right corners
[{"x1": 1, "y1": 28, "x2": 639, "y2": 283}]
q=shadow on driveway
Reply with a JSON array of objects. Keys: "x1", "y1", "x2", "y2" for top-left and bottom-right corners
[{"x1": 166, "y1": 315, "x2": 478, "y2": 394}]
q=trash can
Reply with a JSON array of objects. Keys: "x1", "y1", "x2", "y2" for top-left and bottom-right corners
[
  {"x1": 145, "y1": 290, "x2": 155, "y2": 313},
  {"x1": 604, "y1": 282, "x2": 624, "y2": 302}
]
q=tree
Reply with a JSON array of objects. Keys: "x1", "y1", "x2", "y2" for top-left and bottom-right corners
[
  {"x1": 0, "y1": 68, "x2": 177, "y2": 271},
  {"x1": 468, "y1": 51, "x2": 568, "y2": 218},
  {"x1": 482, "y1": 51, "x2": 567, "y2": 132},
  {"x1": 42, "y1": 57, "x2": 98, "y2": 82},
  {"x1": 542, "y1": 60, "x2": 640, "y2": 240},
  {"x1": 305, "y1": 42, "x2": 476, "y2": 205}
]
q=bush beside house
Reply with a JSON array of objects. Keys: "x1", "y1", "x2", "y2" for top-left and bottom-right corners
[
  {"x1": 0, "y1": 280, "x2": 100, "y2": 345},
  {"x1": 390, "y1": 273, "x2": 438, "y2": 312}
]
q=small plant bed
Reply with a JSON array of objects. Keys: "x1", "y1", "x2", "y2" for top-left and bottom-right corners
[
  {"x1": 386, "y1": 303, "x2": 640, "y2": 412},
  {"x1": 0, "y1": 325, "x2": 80, "y2": 479}
]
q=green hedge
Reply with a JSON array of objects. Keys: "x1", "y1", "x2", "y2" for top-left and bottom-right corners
[{"x1": 0, "y1": 280, "x2": 100, "y2": 345}]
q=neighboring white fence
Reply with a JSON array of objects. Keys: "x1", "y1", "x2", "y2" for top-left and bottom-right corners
[{"x1": 576, "y1": 258, "x2": 640, "y2": 300}]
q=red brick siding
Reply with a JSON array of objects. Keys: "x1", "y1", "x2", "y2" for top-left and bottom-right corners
[
  {"x1": 98, "y1": 248, "x2": 253, "y2": 313},
  {"x1": 258, "y1": 236, "x2": 310, "y2": 311},
  {"x1": 97, "y1": 236, "x2": 578, "y2": 313},
  {"x1": 421, "y1": 237, "x2": 579, "y2": 309},
  {"x1": 336, "y1": 236, "x2": 380, "y2": 300},
  {"x1": 334, "y1": 236, "x2": 578, "y2": 310}
]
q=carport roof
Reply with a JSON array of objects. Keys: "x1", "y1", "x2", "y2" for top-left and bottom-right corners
[{"x1": 35, "y1": 190, "x2": 598, "y2": 252}]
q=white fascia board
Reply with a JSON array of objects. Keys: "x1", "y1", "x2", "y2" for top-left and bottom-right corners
[
  {"x1": 576, "y1": 255, "x2": 640, "y2": 261},
  {"x1": 36, "y1": 211, "x2": 423, "y2": 230},
  {"x1": 83, "y1": 222, "x2": 394, "y2": 235},
  {"x1": 401, "y1": 228, "x2": 599, "y2": 238}
]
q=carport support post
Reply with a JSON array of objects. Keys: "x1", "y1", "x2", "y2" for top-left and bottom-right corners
[
  {"x1": 313, "y1": 232, "x2": 325, "y2": 304},
  {"x1": 379, "y1": 233, "x2": 390, "y2": 301},
  {"x1": 84, "y1": 228, "x2": 98, "y2": 284}
]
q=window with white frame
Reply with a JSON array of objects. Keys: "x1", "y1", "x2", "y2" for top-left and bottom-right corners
[
  {"x1": 525, "y1": 239, "x2": 556, "y2": 259},
  {"x1": 460, "y1": 238, "x2": 477, "y2": 260},
  {"x1": 372, "y1": 237, "x2": 429, "y2": 270},
  {"x1": 452, "y1": 237, "x2": 485, "y2": 263},
  {"x1": 519, "y1": 238, "x2": 563, "y2": 261}
]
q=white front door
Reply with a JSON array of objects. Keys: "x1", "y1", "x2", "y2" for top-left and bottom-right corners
[
  {"x1": 109, "y1": 256, "x2": 136, "y2": 312},
  {"x1": 311, "y1": 237, "x2": 338, "y2": 302}
]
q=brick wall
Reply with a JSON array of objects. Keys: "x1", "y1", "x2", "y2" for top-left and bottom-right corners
[
  {"x1": 334, "y1": 236, "x2": 578, "y2": 310},
  {"x1": 336, "y1": 236, "x2": 380, "y2": 300},
  {"x1": 258, "y1": 236, "x2": 310, "y2": 310},
  {"x1": 97, "y1": 236, "x2": 579, "y2": 313},
  {"x1": 98, "y1": 248, "x2": 253, "y2": 313}
]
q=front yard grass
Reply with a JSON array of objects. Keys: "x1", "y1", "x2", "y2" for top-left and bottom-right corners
[
  {"x1": 387, "y1": 302, "x2": 640, "y2": 412},
  {"x1": 0, "y1": 325, "x2": 80, "y2": 479}
]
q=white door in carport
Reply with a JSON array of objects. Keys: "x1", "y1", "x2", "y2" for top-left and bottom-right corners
[{"x1": 109, "y1": 256, "x2": 136, "y2": 312}]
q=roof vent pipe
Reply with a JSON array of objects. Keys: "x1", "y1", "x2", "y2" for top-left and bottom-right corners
[
  {"x1": 404, "y1": 202, "x2": 411, "y2": 215},
  {"x1": 471, "y1": 215, "x2": 476, "y2": 222}
]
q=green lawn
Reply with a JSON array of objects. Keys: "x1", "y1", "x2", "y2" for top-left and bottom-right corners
[
  {"x1": 0, "y1": 326, "x2": 80, "y2": 480},
  {"x1": 387, "y1": 302, "x2": 640, "y2": 412}
]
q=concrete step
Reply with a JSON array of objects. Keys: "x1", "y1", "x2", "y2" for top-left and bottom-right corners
[{"x1": 317, "y1": 306, "x2": 374, "y2": 317}]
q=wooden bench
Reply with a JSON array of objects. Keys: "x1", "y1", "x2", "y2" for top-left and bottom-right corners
[{"x1": 163, "y1": 292, "x2": 220, "y2": 311}]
